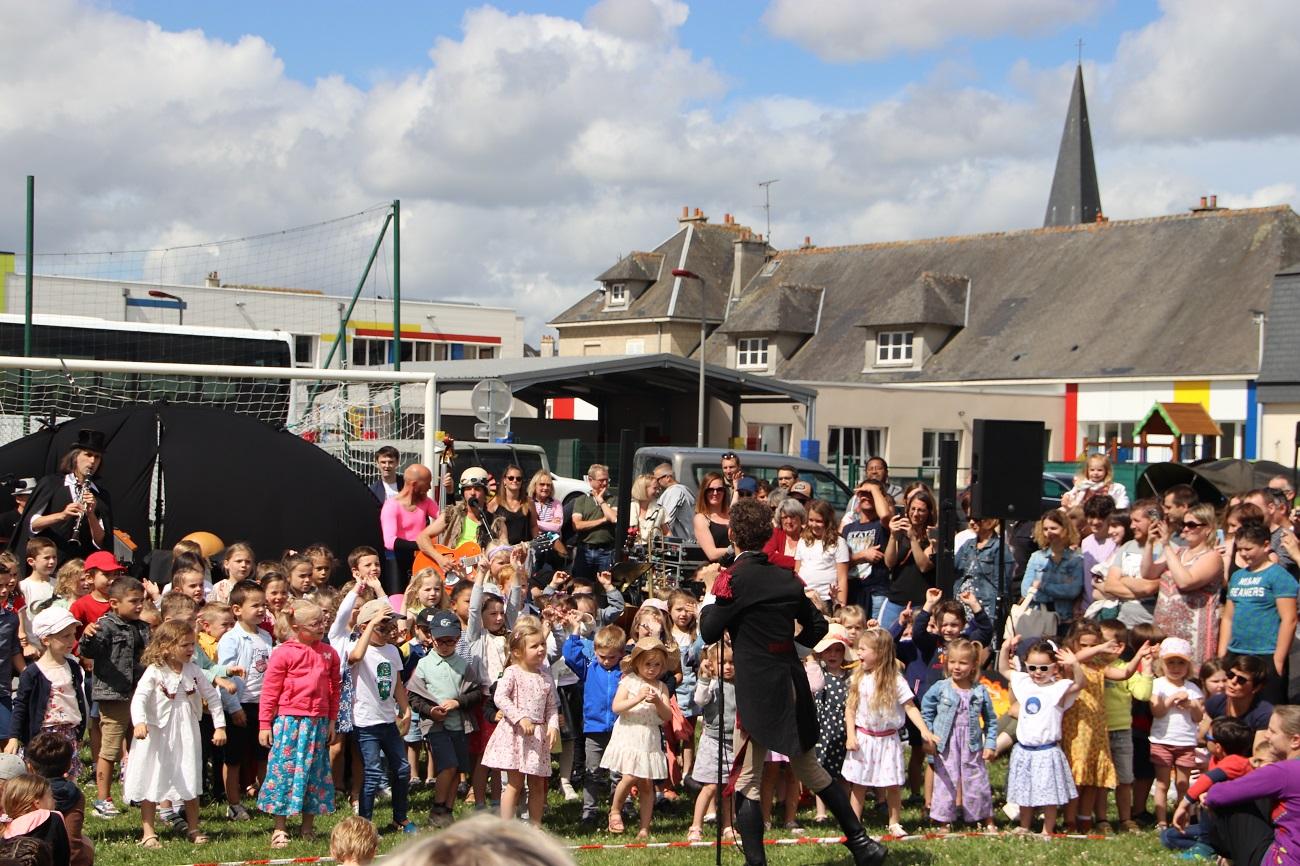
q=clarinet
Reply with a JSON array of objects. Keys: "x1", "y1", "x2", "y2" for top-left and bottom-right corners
[{"x1": 70, "y1": 475, "x2": 88, "y2": 540}]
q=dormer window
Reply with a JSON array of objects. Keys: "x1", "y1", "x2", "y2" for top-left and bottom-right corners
[
  {"x1": 737, "y1": 337, "x2": 769, "y2": 369},
  {"x1": 876, "y1": 330, "x2": 913, "y2": 366},
  {"x1": 607, "y1": 283, "x2": 628, "y2": 307}
]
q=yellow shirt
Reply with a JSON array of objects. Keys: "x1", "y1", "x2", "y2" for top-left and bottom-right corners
[
  {"x1": 198, "y1": 632, "x2": 219, "y2": 663},
  {"x1": 1104, "y1": 659, "x2": 1152, "y2": 731}
]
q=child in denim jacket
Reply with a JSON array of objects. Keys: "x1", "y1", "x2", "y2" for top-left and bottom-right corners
[{"x1": 920, "y1": 638, "x2": 997, "y2": 832}]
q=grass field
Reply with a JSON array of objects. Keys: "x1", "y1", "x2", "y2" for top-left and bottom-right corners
[{"x1": 86, "y1": 776, "x2": 1183, "y2": 866}]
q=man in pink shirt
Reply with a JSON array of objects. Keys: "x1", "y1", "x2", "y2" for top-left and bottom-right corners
[{"x1": 380, "y1": 465, "x2": 440, "y2": 594}]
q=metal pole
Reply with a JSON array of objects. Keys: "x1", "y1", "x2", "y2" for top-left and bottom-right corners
[
  {"x1": 698, "y1": 298, "x2": 706, "y2": 448},
  {"x1": 22, "y1": 176, "x2": 34, "y2": 435},
  {"x1": 393, "y1": 200, "x2": 402, "y2": 426},
  {"x1": 321, "y1": 211, "x2": 392, "y2": 369}
]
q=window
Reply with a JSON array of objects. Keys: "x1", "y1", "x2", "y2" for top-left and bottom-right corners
[
  {"x1": 477, "y1": 345, "x2": 497, "y2": 360},
  {"x1": 625, "y1": 339, "x2": 645, "y2": 355},
  {"x1": 761, "y1": 260, "x2": 781, "y2": 277},
  {"x1": 827, "y1": 426, "x2": 887, "y2": 484},
  {"x1": 736, "y1": 337, "x2": 769, "y2": 369},
  {"x1": 876, "y1": 331, "x2": 913, "y2": 365},
  {"x1": 582, "y1": 341, "x2": 601, "y2": 356},
  {"x1": 921, "y1": 430, "x2": 959, "y2": 469},
  {"x1": 414, "y1": 341, "x2": 432, "y2": 362},
  {"x1": 292, "y1": 334, "x2": 316, "y2": 367},
  {"x1": 745, "y1": 422, "x2": 789, "y2": 453},
  {"x1": 607, "y1": 283, "x2": 627, "y2": 306},
  {"x1": 1084, "y1": 421, "x2": 1137, "y2": 461},
  {"x1": 350, "y1": 337, "x2": 389, "y2": 366}
]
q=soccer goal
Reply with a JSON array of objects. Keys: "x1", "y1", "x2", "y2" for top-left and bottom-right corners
[{"x1": 0, "y1": 355, "x2": 440, "y2": 477}]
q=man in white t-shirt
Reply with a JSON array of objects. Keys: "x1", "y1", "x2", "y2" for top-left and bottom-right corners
[
  {"x1": 347, "y1": 598, "x2": 415, "y2": 832},
  {"x1": 1100, "y1": 499, "x2": 1163, "y2": 627}
]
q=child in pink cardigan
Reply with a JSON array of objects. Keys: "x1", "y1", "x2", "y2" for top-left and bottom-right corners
[{"x1": 256, "y1": 601, "x2": 341, "y2": 849}]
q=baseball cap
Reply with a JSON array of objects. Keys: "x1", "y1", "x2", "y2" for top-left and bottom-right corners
[
  {"x1": 419, "y1": 609, "x2": 462, "y2": 639},
  {"x1": 459, "y1": 467, "x2": 489, "y2": 490},
  {"x1": 31, "y1": 607, "x2": 79, "y2": 640},
  {"x1": 1159, "y1": 637, "x2": 1193, "y2": 663},
  {"x1": 84, "y1": 551, "x2": 125, "y2": 573},
  {"x1": 789, "y1": 480, "x2": 814, "y2": 501},
  {"x1": 736, "y1": 476, "x2": 758, "y2": 495},
  {"x1": 0, "y1": 753, "x2": 27, "y2": 781},
  {"x1": 357, "y1": 598, "x2": 395, "y2": 627}
]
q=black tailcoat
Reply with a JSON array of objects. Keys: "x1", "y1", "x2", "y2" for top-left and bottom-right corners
[
  {"x1": 699, "y1": 551, "x2": 827, "y2": 756},
  {"x1": 12, "y1": 473, "x2": 113, "y2": 568}
]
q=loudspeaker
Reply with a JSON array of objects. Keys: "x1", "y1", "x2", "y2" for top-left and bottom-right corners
[{"x1": 971, "y1": 419, "x2": 1044, "y2": 520}]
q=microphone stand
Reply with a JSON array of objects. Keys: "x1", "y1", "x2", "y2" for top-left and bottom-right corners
[{"x1": 716, "y1": 642, "x2": 724, "y2": 866}]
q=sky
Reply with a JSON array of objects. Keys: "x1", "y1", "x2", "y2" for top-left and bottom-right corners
[{"x1": 2, "y1": 0, "x2": 1299, "y2": 341}]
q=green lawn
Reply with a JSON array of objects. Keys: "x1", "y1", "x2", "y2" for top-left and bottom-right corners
[{"x1": 83, "y1": 778, "x2": 1182, "y2": 866}]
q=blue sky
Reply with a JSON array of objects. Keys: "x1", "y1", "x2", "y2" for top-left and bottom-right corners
[{"x1": 106, "y1": 0, "x2": 1162, "y2": 105}]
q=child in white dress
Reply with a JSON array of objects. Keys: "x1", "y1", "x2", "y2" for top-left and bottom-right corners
[
  {"x1": 123, "y1": 620, "x2": 227, "y2": 848},
  {"x1": 841, "y1": 627, "x2": 935, "y2": 838},
  {"x1": 602, "y1": 637, "x2": 676, "y2": 839}
]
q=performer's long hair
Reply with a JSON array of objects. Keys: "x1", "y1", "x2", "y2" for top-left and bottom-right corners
[{"x1": 846, "y1": 627, "x2": 902, "y2": 718}]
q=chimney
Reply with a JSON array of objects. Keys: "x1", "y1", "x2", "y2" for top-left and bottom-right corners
[
  {"x1": 681, "y1": 206, "x2": 689, "y2": 219},
  {"x1": 1191, "y1": 194, "x2": 1226, "y2": 214},
  {"x1": 680, "y1": 207, "x2": 708, "y2": 225},
  {"x1": 732, "y1": 232, "x2": 769, "y2": 300},
  {"x1": 539, "y1": 335, "x2": 555, "y2": 357},
  {"x1": 205, "y1": 271, "x2": 220, "y2": 288},
  {"x1": 1210, "y1": 194, "x2": 1218, "y2": 208},
  {"x1": 800, "y1": 236, "x2": 814, "y2": 249}
]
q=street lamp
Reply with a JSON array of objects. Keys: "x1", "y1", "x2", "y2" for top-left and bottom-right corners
[
  {"x1": 148, "y1": 289, "x2": 186, "y2": 326},
  {"x1": 671, "y1": 268, "x2": 707, "y2": 448}
]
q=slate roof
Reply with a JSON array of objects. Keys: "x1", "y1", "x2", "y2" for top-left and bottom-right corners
[
  {"x1": 550, "y1": 220, "x2": 755, "y2": 326},
  {"x1": 718, "y1": 283, "x2": 823, "y2": 335},
  {"x1": 706, "y1": 206, "x2": 1300, "y2": 383},
  {"x1": 596, "y1": 252, "x2": 659, "y2": 283},
  {"x1": 1044, "y1": 65, "x2": 1103, "y2": 228},
  {"x1": 1257, "y1": 260, "x2": 1300, "y2": 402},
  {"x1": 858, "y1": 271, "x2": 968, "y2": 328}
]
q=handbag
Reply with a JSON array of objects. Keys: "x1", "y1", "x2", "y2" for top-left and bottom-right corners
[{"x1": 1006, "y1": 583, "x2": 1058, "y2": 640}]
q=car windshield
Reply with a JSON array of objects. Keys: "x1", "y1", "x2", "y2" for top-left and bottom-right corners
[{"x1": 686, "y1": 463, "x2": 851, "y2": 515}]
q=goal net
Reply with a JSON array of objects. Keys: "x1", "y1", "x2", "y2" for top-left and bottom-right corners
[{"x1": 0, "y1": 356, "x2": 438, "y2": 484}]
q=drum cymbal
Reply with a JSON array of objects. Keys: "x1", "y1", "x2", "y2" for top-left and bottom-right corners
[{"x1": 610, "y1": 560, "x2": 651, "y2": 589}]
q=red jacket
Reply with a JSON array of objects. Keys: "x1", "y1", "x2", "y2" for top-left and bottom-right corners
[
  {"x1": 258, "y1": 639, "x2": 341, "y2": 731},
  {"x1": 763, "y1": 529, "x2": 797, "y2": 571}
]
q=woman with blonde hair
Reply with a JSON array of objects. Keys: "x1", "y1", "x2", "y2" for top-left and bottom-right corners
[
  {"x1": 1152, "y1": 502, "x2": 1223, "y2": 667},
  {"x1": 629, "y1": 473, "x2": 663, "y2": 541},
  {"x1": 489, "y1": 464, "x2": 536, "y2": 545},
  {"x1": 1020, "y1": 508, "x2": 1084, "y2": 634}
]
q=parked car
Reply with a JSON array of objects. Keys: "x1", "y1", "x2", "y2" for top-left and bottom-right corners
[{"x1": 633, "y1": 446, "x2": 853, "y2": 515}]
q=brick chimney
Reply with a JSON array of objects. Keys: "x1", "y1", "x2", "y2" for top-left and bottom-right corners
[
  {"x1": 539, "y1": 335, "x2": 555, "y2": 357},
  {"x1": 679, "y1": 206, "x2": 708, "y2": 225},
  {"x1": 732, "y1": 233, "x2": 769, "y2": 300}
]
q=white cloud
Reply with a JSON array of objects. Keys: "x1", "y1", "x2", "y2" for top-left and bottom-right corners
[
  {"x1": 1108, "y1": 0, "x2": 1300, "y2": 141},
  {"x1": 762, "y1": 0, "x2": 1103, "y2": 62},
  {"x1": 585, "y1": 0, "x2": 689, "y2": 42}
]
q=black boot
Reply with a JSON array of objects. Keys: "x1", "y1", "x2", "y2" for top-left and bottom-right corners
[
  {"x1": 732, "y1": 794, "x2": 767, "y2": 866},
  {"x1": 816, "y1": 782, "x2": 887, "y2": 866}
]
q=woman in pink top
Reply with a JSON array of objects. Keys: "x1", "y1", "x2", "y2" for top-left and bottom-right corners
[
  {"x1": 380, "y1": 465, "x2": 440, "y2": 592},
  {"x1": 257, "y1": 601, "x2": 341, "y2": 849}
]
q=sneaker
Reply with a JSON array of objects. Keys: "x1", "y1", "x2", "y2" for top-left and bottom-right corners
[
  {"x1": 378, "y1": 785, "x2": 392, "y2": 802},
  {"x1": 91, "y1": 800, "x2": 122, "y2": 819},
  {"x1": 560, "y1": 779, "x2": 579, "y2": 802},
  {"x1": 428, "y1": 806, "x2": 453, "y2": 829},
  {"x1": 1177, "y1": 843, "x2": 1217, "y2": 860},
  {"x1": 226, "y1": 804, "x2": 252, "y2": 822},
  {"x1": 886, "y1": 823, "x2": 907, "y2": 838},
  {"x1": 401, "y1": 821, "x2": 418, "y2": 834}
]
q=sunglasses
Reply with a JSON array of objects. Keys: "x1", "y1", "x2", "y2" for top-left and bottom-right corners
[
  {"x1": 707, "y1": 487, "x2": 726, "y2": 494},
  {"x1": 1024, "y1": 663, "x2": 1055, "y2": 673},
  {"x1": 505, "y1": 475, "x2": 522, "y2": 482},
  {"x1": 1182, "y1": 520, "x2": 1205, "y2": 529},
  {"x1": 721, "y1": 452, "x2": 738, "y2": 460},
  {"x1": 737, "y1": 491, "x2": 754, "y2": 498},
  {"x1": 654, "y1": 474, "x2": 670, "y2": 482},
  {"x1": 1228, "y1": 672, "x2": 1255, "y2": 685}
]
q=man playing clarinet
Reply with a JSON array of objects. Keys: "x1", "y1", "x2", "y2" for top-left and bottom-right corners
[{"x1": 700, "y1": 498, "x2": 886, "y2": 866}]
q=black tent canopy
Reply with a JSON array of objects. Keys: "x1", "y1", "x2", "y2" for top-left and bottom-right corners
[{"x1": 1136, "y1": 458, "x2": 1293, "y2": 506}]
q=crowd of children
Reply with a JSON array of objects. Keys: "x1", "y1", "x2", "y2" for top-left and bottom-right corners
[{"x1": 0, "y1": 468, "x2": 1298, "y2": 865}]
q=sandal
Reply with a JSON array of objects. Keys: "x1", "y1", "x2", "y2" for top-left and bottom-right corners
[
  {"x1": 722, "y1": 827, "x2": 737, "y2": 843},
  {"x1": 271, "y1": 829, "x2": 291, "y2": 849},
  {"x1": 137, "y1": 835, "x2": 161, "y2": 849},
  {"x1": 187, "y1": 830, "x2": 209, "y2": 845},
  {"x1": 608, "y1": 811, "x2": 625, "y2": 834},
  {"x1": 687, "y1": 827, "x2": 702, "y2": 843}
]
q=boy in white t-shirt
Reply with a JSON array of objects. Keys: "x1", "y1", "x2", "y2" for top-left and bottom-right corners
[
  {"x1": 20, "y1": 538, "x2": 57, "y2": 610},
  {"x1": 217, "y1": 580, "x2": 272, "y2": 820},
  {"x1": 1148, "y1": 637, "x2": 1205, "y2": 828},
  {"x1": 347, "y1": 598, "x2": 415, "y2": 833}
]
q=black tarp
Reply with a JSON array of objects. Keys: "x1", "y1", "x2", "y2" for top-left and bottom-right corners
[
  {"x1": 1136, "y1": 458, "x2": 1293, "y2": 506},
  {"x1": 0, "y1": 404, "x2": 381, "y2": 573}
]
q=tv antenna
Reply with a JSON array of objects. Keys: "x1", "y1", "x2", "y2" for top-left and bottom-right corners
[{"x1": 758, "y1": 179, "x2": 779, "y2": 246}]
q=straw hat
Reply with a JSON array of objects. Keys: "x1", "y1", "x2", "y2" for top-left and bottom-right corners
[
  {"x1": 621, "y1": 636, "x2": 680, "y2": 674},
  {"x1": 813, "y1": 624, "x2": 857, "y2": 661}
]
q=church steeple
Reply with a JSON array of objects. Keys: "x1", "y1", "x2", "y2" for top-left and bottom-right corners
[{"x1": 1044, "y1": 64, "x2": 1102, "y2": 227}]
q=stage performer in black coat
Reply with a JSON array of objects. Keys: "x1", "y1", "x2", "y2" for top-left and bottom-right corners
[
  {"x1": 13, "y1": 429, "x2": 113, "y2": 571},
  {"x1": 699, "y1": 498, "x2": 886, "y2": 866}
]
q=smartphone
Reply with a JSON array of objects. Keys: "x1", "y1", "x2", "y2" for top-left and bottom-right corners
[
  {"x1": 894, "y1": 504, "x2": 905, "y2": 518},
  {"x1": 1216, "y1": 529, "x2": 1225, "y2": 545}
]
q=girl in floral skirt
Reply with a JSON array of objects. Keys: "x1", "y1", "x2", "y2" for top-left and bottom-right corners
[
  {"x1": 998, "y1": 635, "x2": 1084, "y2": 837},
  {"x1": 258, "y1": 600, "x2": 342, "y2": 849}
]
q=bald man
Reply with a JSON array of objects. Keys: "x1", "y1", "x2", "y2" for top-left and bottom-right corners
[{"x1": 379, "y1": 463, "x2": 441, "y2": 593}]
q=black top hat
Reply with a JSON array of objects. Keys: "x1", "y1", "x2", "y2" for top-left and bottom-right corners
[{"x1": 69, "y1": 429, "x2": 106, "y2": 454}]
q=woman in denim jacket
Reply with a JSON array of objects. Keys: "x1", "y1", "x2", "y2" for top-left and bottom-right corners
[
  {"x1": 953, "y1": 518, "x2": 1015, "y2": 618},
  {"x1": 920, "y1": 639, "x2": 998, "y2": 832},
  {"x1": 1020, "y1": 510, "x2": 1084, "y2": 632}
]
